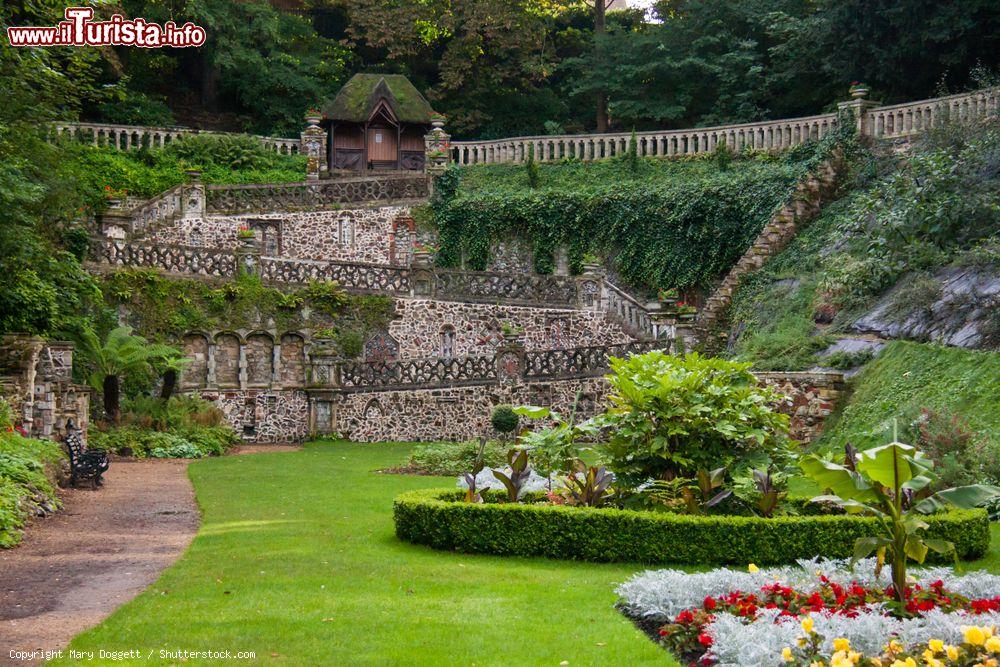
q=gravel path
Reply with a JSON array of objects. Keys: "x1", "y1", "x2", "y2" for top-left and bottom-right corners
[{"x1": 0, "y1": 459, "x2": 198, "y2": 665}]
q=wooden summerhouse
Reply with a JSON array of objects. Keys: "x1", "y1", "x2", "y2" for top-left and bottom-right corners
[{"x1": 320, "y1": 74, "x2": 436, "y2": 172}]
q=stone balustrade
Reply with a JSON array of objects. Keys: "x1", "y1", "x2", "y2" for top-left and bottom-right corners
[
  {"x1": 867, "y1": 87, "x2": 999, "y2": 139},
  {"x1": 205, "y1": 175, "x2": 429, "y2": 214},
  {"x1": 449, "y1": 87, "x2": 998, "y2": 165},
  {"x1": 603, "y1": 278, "x2": 655, "y2": 339},
  {"x1": 50, "y1": 121, "x2": 300, "y2": 154},
  {"x1": 451, "y1": 112, "x2": 840, "y2": 165}
]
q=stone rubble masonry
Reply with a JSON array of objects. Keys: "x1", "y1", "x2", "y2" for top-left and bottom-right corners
[
  {"x1": 145, "y1": 204, "x2": 412, "y2": 265},
  {"x1": 0, "y1": 335, "x2": 91, "y2": 444},
  {"x1": 201, "y1": 389, "x2": 309, "y2": 443},
  {"x1": 390, "y1": 298, "x2": 636, "y2": 359},
  {"x1": 325, "y1": 369, "x2": 844, "y2": 444}
]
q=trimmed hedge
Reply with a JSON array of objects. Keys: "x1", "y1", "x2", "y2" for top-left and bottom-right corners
[{"x1": 393, "y1": 489, "x2": 991, "y2": 565}]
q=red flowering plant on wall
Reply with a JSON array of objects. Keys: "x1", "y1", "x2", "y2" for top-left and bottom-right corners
[
  {"x1": 103, "y1": 184, "x2": 128, "y2": 200},
  {"x1": 657, "y1": 574, "x2": 1000, "y2": 665},
  {"x1": 236, "y1": 225, "x2": 256, "y2": 239}
]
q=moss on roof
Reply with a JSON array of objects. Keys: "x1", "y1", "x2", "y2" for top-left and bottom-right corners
[{"x1": 322, "y1": 73, "x2": 436, "y2": 124}]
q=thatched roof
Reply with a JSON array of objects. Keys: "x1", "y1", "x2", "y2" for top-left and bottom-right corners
[{"x1": 321, "y1": 74, "x2": 436, "y2": 124}]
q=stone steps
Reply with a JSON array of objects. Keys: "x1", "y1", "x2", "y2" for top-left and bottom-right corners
[{"x1": 692, "y1": 151, "x2": 846, "y2": 342}]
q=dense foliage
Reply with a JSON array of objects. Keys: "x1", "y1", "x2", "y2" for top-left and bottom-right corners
[
  {"x1": 433, "y1": 141, "x2": 837, "y2": 290},
  {"x1": 101, "y1": 270, "x2": 394, "y2": 356},
  {"x1": 0, "y1": 402, "x2": 66, "y2": 547},
  {"x1": 89, "y1": 396, "x2": 238, "y2": 458},
  {"x1": 393, "y1": 488, "x2": 988, "y2": 565},
  {"x1": 597, "y1": 352, "x2": 791, "y2": 485},
  {"x1": 728, "y1": 119, "x2": 1000, "y2": 369}
]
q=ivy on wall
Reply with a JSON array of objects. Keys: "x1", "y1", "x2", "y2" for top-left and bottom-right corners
[
  {"x1": 100, "y1": 269, "x2": 395, "y2": 358},
  {"x1": 432, "y1": 135, "x2": 846, "y2": 292}
]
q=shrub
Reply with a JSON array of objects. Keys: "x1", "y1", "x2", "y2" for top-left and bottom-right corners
[
  {"x1": 490, "y1": 405, "x2": 519, "y2": 435},
  {"x1": 596, "y1": 351, "x2": 792, "y2": 485},
  {"x1": 0, "y1": 431, "x2": 65, "y2": 548},
  {"x1": 405, "y1": 440, "x2": 509, "y2": 476},
  {"x1": 393, "y1": 489, "x2": 989, "y2": 565}
]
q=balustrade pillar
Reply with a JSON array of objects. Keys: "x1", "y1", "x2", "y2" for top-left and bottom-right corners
[
  {"x1": 181, "y1": 170, "x2": 205, "y2": 220},
  {"x1": 300, "y1": 111, "x2": 326, "y2": 180}
]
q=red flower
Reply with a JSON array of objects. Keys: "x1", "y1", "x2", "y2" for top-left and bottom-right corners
[
  {"x1": 703, "y1": 596, "x2": 717, "y2": 611},
  {"x1": 658, "y1": 629, "x2": 668, "y2": 636},
  {"x1": 697, "y1": 633, "x2": 713, "y2": 647},
  {"x1": 676, "y1": 610, "x2": 695, "y2": 624}
]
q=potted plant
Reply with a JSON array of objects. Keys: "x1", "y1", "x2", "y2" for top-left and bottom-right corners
[
  {"x1": 305, "y1": 108, "x2": 323, "y2": 126},
  {"x1": 581, "y1": 252, "x2": 603, "y2": 273},
  {"x1": 658, "y1": 287, "x2": 679, "y2": 307},
  {"x1": 676, "y1": 302, "x2": 697, "y2": 321},
  {"x1": 429, "y1": 112, "x2": 447, "y2": 129},
  {"x1": 849, "y1": 81, "x2": 869, "y2": 99},
  {"x1": 501, "y1": 323, "x2": 524, "y2": 344},
  {"x1": 103, "y1": 184, "x2": 128, "y2": 208},
  {"x1": 236, "y1": 225, "x2": 256, "y2": 244}
]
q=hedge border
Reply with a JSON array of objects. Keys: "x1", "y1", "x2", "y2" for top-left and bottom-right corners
[{"x1": 393, "y1": 489, "x2": 991, "y2": 565}]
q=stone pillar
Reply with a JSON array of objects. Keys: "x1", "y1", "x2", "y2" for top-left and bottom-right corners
[
  {"x1": 181, "y1": 170, "x2": 205, "y2": 220},
  {"x1": 235, "y1": 236, "x2": 261, "y2": 280},
  {"x1": 576, "y1": 262, "x2": 606, "y2": 312},
  {"x1": 495, "y1": 335, "x2": 526, "y2": 385},
  {"x1": 300, "y1": 111, "x2": 326, "y2": 181},
  {"x1": 424, "y1": 116, "x2": 452, "y2": 177},
  {"x1": 409, "y1": 250, "x2": 436, "y2": 298},
  {"x1": 837, "y1": 85, "x2": 881, "y2": 138}
]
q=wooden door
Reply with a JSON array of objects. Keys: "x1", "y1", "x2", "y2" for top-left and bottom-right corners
[{"x1": 367, "y1": 124, "x2": 398, "y2": 167}]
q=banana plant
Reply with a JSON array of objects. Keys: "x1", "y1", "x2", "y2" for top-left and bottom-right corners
[
  {"x1": 751, "y1": 468, "x2": 786, "y2": 518},
  {"x1": 461, "y1": 437, "x2": 489, "y2": 503},
  {"x1": 681, "y1": 467, "x2": 732, "y2": 515},
  {"x1": 492, "y1": 448, "x2": 532, "y2": 502},
  {"x1": 800, "y1": 436, "x2": 999, "y2": 604}
]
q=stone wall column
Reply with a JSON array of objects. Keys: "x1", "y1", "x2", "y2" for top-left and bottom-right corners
[
  {"x1": 300, "y1": 112, "x2": 326, "y2": 180},
  {"x1": 837, "y1": 86, "x2": 881, "y2": 138},
  {"x1": 206, "y1": 342, "x2": 217, "y2": 388},
  {"x1": 238, "y1": 342, "x2": 248, "y2": 390},
  {"x1": 181, "y1": 170, "x2": 205, "y2": 220},
  {"x1": 424, "y1": 116, "x2": 452, "y2": 178}
]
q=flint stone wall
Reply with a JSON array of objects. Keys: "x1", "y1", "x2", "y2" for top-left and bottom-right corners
[
  {"x1": 328, "y1": 370, "x2": 844, "y2": 443},
  {"x1": 145, "y1": 205, "x2": 410, "y2": 265},
  {"x1": 389, "y1": 299, "x2": 634, "y2": 359},
  {"x1": 200, "y1": 388, "x2": 309, "y2": 443}
]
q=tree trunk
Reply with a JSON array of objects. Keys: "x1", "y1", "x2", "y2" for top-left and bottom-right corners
[
  {"x1": 160, "y1": 369, "x2": 178, "y2": 401},
  {"x1": 594, "y1": 0, "x2": 609, "y2": 133},
  {"x1": 103, "y1": 375, "x2": 120, "y2": 424}
]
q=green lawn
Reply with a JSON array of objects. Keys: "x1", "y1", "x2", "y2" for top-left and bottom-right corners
[{"x1": 54, "y1": 442, "x2": 671, "y2": 666}]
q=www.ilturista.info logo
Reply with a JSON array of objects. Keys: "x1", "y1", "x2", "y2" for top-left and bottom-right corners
[{"x1": 6, "y1": 7, "x2": 206, "y2": 48}]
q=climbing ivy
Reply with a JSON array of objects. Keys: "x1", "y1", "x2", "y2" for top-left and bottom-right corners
[
  {"x1": 432, "y1": 133, "x2": 847, "y2": 291},
  {"x1": 100, "y1": 269, "x2": 394, "y2": 357}
]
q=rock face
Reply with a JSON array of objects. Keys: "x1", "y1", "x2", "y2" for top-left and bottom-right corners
[{"x1": 851, "y1": 267, "x2": 999, "y2": 350}]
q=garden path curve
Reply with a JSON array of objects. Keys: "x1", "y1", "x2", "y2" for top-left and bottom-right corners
[{"x1": 0, "y1": 458, "x2": 198, "y2": 665}]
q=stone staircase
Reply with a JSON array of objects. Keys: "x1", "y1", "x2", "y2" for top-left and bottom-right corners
[{"x1": 693, "y1": 151, "x2": 847, "y2": 347}]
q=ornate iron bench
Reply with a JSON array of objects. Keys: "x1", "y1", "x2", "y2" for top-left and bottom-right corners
[{"x1": 64, "y1": 425, "x2": 109, "y2": 488}]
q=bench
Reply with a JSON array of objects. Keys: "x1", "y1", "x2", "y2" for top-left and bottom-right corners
[{"x1": 64, "y1": 428, "x2": 109, "y2": 488}]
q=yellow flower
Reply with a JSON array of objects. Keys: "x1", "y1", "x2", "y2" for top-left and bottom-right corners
[
  {"x1": 782, "y1": 647, "x2": 794, "y2": 662},
  {"x1": 834, "y1": 638, "x2": 851, "y2": 652},
  {"x1": 987, "y1": 636, "x2": 1000, "y2": 653},
  {"x1": 870, "y1": 659, "x2": 882, "y2": 667},
  {"x1": 890, "y1": 661, "x2": 906, "y2": 667},
  {"x1": 801, "y1": 615, "x2": 815, "y2": 634},
  {"x1": 925, "y1": 659, "x2": 944, "y2": 667},
  {"x1": 927, "y1": 639, "x2": 944, "y2": 653},
  {"x1": 748, "y1": 563, "x2": 760, "y2": 573},
  {"x1": 887, "y1": 640, "x2": 904, "y2": 653},
  {"x1": 808, "y1": 662, "x2": 825, "y2": 667},
  {"x1": 945, "y1": 645, "x2": 959, "y2": 660},
  {"x1": 904, "y1": 658, "x2": 917, "y2": 667},
  {"x1": 831, "y1": 655, "x2": 852, "y2": 667},
  {"x1": 964, "y1": 626, "x2": 988, "y2": 646}
]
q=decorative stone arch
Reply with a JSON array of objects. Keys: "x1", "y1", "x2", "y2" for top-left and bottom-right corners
[
  {"x1": 362, "y1": 398, "x2": 384, "y2": 419},
  {"x1": 439, "y1": 324, "x2": 456, "y2": 359},
  {"x1": 247, "y1": 218, "x2": 283, "y2": 256},
  {"x1": 180, "y1": 332, "x2": 210, "y2": 389},
  {"x1": 214, "y1": 332, "x2": 242, "y2": 388},
  {"x1": 388, "y1": 214, "x2": 415, "y2": 266},
  {"x1": 279, "y1": 332, "x2": 306, "y2": 387},
  {"x1": 245, "y1": 331, "x2": 275, "y2": 387},
  {"x1": 363, "y1": 330, "x2": 399, "y2": 363}
]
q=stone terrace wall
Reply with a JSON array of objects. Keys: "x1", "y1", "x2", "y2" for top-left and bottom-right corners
[
  {"x1": 327, "y1": 366, "x2": 844, "y2": 443},
  {"x1": 389, "y1": 298, "x2": 636, "y2": 359},
  {"x1": 146, "y1": 204, "x2": 410, "y2": 265},
  {"x1": 334, "y1": 377, "x2": 609, "y2": 443},
  {"x1": 199, "y1": 388, "x2": 309, "y2": 443}
]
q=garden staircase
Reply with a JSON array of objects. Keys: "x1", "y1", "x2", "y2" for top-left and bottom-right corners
[{"x1": 693, "y1": 152, "x2": 847, "y2": 349}]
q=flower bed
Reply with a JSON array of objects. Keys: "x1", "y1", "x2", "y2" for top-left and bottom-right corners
[
  {"x1": 617, "y1": 559, "x2": 1000, "y2": 666},
  {"x1": 392, "y1": 490, "x2": 989, "y2": 565}
]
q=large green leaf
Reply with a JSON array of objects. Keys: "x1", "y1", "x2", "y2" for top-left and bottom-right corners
[
  {"x1": 914, "y1": 484, "x2": 1000, "y2": 513},
  {"x1": 856, "y1": 442, "x2": 916, "y2": 490},
  {"x1": 800, "y1": 455, "x2": 875, "y2": 502}
]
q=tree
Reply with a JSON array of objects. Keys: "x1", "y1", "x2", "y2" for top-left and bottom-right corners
[
  {"x1": 79, "y1": 327, "x2": 182, "y2": 424},
  {"x1": 592, "y1": 0, "x2": 612, "y2": 132}
]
